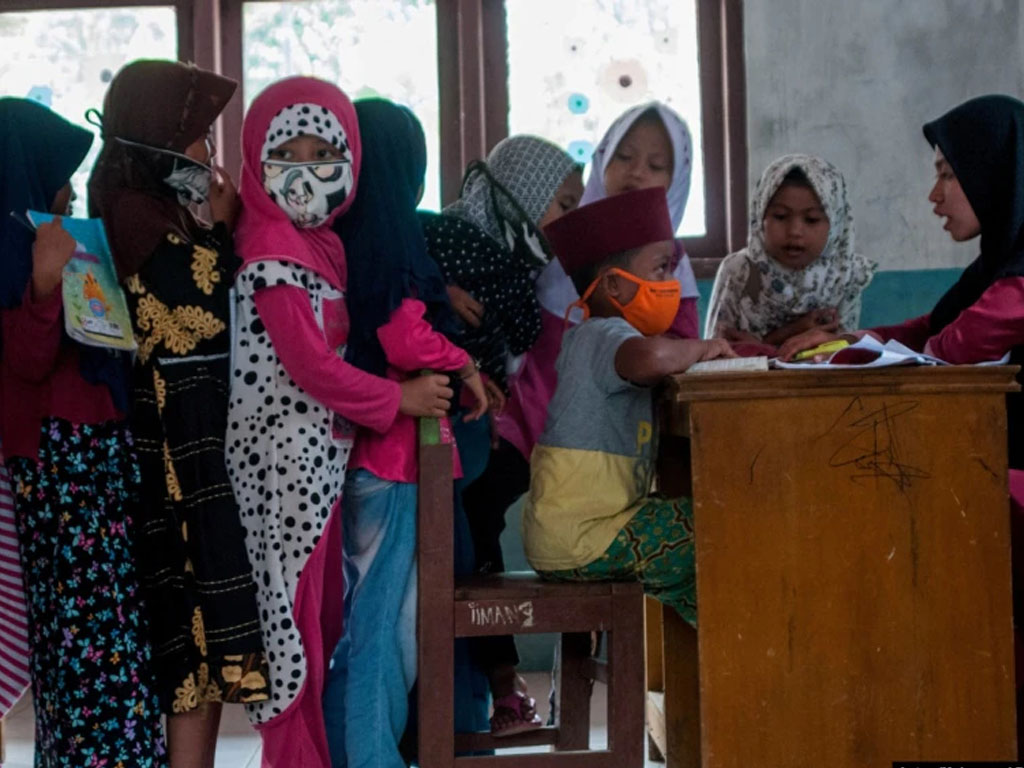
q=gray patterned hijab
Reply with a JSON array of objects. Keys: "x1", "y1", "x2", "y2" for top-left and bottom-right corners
[
  {"x1": 444, "y1": 135, "x2": 579, "y2": 268},
  {"x1": 706, "y1": 154, "x2": 876, "y2": 337}
]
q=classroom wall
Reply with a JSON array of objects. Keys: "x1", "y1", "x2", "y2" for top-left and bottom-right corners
[{"x1": 743, "y1": 0, "x2": 1024, "y2": 272}]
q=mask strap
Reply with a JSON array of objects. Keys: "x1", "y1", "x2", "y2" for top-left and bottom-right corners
[
  {"x1": 84, "y1": 108, "x2": 104, "y2": 136},
  {"x1": 114, "y1": 136, "x2": 212, "y2": 172},
  {"x1": 564, "y1": 276, "x2": 599, "y2": 328}
]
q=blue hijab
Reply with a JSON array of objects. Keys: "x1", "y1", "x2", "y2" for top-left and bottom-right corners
[
  {"x1": 1, "y1": 98, "x2": 92, "y2": 308},
  {"x1": 337, "y1": 99, "x2": 457, "y2": 376},
  {"x1": 1, "y1": 97, "x2": 130, "y2": 408}
]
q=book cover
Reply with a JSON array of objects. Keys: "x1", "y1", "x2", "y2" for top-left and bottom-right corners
[{"x1": 26, "y1": 212, "x2": 136, "y2": 354}]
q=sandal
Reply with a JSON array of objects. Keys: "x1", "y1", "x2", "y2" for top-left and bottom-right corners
[{"x1": 490, "y1": 691, "x2": 544, "y2": 737}]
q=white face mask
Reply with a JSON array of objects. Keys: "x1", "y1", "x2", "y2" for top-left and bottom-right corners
[{"x1": 262, "y1": 159, "x2": 353, "y2": 228}]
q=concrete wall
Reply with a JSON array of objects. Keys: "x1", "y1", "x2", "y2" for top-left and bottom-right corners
[{"x1": 743, "y1": 0, "x2": 1024, "y2": 272}]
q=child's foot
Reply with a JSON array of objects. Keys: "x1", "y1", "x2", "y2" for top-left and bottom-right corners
[{"x1": 489, "y1": 692, "x2": 543, "y2": 737}]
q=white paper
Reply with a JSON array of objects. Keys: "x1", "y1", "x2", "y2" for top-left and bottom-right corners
[{"x1": 771, "y1": 336, "x2": 1010, "y2": 370}]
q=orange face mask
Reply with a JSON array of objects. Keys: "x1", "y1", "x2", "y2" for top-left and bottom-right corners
[{"x1": 566, "y1": 268, "x2": 680, "y2": 336}]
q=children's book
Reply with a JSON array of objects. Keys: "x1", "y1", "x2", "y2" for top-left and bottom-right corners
[
  {"x1": 25, "y1": 211, "x2": 136, "y2": 354},
  {"x1": 771, "y1": 335, "x2": 1009, "y2": 369},
  {"x1": 686, "y1": 356, "x2": 769, "y2": 374}
]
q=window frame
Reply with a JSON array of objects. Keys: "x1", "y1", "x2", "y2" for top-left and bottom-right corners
[{"x1": 0, "y1": 0, "x2": 746, "y2": 274}]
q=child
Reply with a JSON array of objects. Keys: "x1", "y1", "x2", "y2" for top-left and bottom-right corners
[
  {"x1": 0, "y1": 97, "x2": 167, "y2": 766},
  {"x1": 226, "y1": 78, "x2": 452, "y2": 768},
  {"x1": 420, "y1": 135, "x2": 581, "y2": 735},
  {"x1": 87, "y1": 60, "x2": 269, "y2": 767},
  {"x1": 523, "y1": 187, "x2": 733, "y2": 618},
  {"x1": 704, "y1": 154, "x2": 876, "y2": 346},
  {"x1": 0, "y1": 445, "x2": 30, "y2": 729},
  {"x1": 322, "y1": 97, "x2": 487, "y2": 768}
]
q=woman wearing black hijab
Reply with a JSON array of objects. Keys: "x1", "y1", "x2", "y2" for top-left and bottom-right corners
[{"x1": 780, "y1": 93, "x2": 1024, "y2": 748}]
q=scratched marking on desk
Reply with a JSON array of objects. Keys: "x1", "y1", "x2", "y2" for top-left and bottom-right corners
[
  {"x1": 468, "y1": 601, "x2": 535, "y2": 628},
  {"x1": 823, "y1": 397, "x2": 930, "y2": 492}
]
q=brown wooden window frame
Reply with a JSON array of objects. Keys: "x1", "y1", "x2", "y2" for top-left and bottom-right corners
[{"x1": 1, "y1": 0, "x2": 745, "y2": 275}]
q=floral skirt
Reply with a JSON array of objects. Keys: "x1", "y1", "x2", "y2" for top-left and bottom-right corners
[{"x1": 8, "y1": 418, "x2": 167, "y2": 768}]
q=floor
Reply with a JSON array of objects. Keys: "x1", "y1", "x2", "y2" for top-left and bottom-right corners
[{"x1": 1, "y1": 673, "x2": 662, "y2": 767}]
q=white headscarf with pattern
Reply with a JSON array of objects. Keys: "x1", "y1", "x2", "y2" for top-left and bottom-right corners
[
  {"x1": 704, "y1": 154, "x2": 877, "y2": 338},
  {"x1": 537, "y1": 101, "x2": 699, "y2": 319}
]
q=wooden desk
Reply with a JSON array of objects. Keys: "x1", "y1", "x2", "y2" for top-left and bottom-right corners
[{"x1": 648, "y1": 366, "x2": 1020, "y2": 767}]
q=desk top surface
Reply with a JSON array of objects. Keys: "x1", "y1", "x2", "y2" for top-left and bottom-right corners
[{"x1": 664, "y1": 364, "x2": 1021, "y2": 403}]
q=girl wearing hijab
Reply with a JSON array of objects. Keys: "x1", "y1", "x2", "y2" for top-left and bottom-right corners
[
  {"x1": 704, "y1": 154, "x2": 876, "y2": 345},
  {"x1": 86, "y1": 59, "x2": 270, "y2": 768},
  {"x1": 0, "y1": 97, "x2": 167, "y2": 767},
  {"x1": 420, "y1": 135, "x2": 580, "y2": 736},
  {"x1": 776, "y1": 95, "x2": 1024, "y2": 749},
  {"x1": 321, "y1": 97, "x2": 486, "y2": 768},
  {"x1": 226, "y1": 78, "x2": 453, "y2": 768}
]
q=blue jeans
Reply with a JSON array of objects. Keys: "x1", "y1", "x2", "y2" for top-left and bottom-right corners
[{"x1": 323, "y1": 470, "x2": 417, "y2": 768}]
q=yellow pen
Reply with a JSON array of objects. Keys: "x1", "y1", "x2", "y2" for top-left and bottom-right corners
[{"x1": 792, "y1": 339, "x2": 850, "y2": 361}]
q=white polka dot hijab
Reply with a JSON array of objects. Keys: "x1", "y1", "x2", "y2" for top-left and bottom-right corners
[
  {"x1": 536, "y1": 101, "x2": 699, "y2": 319},
  {"x1": 260, "y1": 102, "x2": 355, "y2": 228}
]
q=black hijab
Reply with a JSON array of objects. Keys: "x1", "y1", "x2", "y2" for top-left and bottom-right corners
[
  {"x1": 925, "y1": 94, "x2": 1024, "y2": 332},
  {"x1": 336, "y1": 99, "x2": 457, "y2": 377}
]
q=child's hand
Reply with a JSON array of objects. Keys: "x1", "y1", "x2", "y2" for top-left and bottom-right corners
[
  {"x1": 31, "y1": 218, "x2": 76, "y2": 300},
  {"x1": 699, "y1": 338, "x2": 739, "y2": 361},
  {"x1": 793, "y1": 307, "x2": 839, "y2": 335},
  {"x1": 399, "y1": 374, "x2": 454, "y2": 418},
  {"x1": 484, "y1": 377, "x2": 506, "y2": 414},
  {"x1": 778, "y1": 328, "x2": 842, "y2": 361},
  {"x1": 447, "y1": 285, "x2": 484, "y2": 328},
  {"x1": 459, "y1": 365, "x2": 489, "y2": 423},
  {"x1": 209, "y1": 165, "x2": 240, "y2": 231}
]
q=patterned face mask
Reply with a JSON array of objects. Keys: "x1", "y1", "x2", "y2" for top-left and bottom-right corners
[
  {"x1": 262, "y1": 159, "x2": 352, "y2": 228},
  {"x1": 114, "y1": 137, "x2": 212, "y2": 206},
  {"x1": 260, "y1": 102, "x2": 355, "y2": 228}
]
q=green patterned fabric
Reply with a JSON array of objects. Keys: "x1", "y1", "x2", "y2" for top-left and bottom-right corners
[{"x1": 540, "y1": 495, "x2": 697, "y2": 626}]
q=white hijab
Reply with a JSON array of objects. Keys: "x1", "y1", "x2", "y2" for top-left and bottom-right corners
[{"x1": 536, "y1": 101, "x2": 700, "y2": 319}]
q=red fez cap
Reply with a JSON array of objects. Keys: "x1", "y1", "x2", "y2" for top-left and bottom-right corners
[{"x1": 542, "y1": 187, "x2": 674, "y2": 277}]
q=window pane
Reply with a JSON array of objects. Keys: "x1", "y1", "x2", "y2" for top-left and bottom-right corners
[
  {"x1": 506, "y1": 0, "x2": 706, "y2": 237},
  {"x1": 243, "y1": 0, "x2": 441, "y2": 212},
  {"x1": 0, "y1": 7, "x2": 178, "y2": 210}
]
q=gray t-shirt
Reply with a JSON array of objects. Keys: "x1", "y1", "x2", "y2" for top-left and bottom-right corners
[{"x1": 523, "y1": 317, "x2": 656, "y2": 570}]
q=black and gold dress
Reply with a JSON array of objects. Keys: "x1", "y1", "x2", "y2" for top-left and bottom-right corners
[{"x1": 124, "y1": 223, "x2": 269, "y2": 713}]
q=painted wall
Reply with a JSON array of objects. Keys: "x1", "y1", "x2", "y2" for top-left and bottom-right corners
[{"x1": 743, "y1": 0, "x2": 1024, "y2": 272}]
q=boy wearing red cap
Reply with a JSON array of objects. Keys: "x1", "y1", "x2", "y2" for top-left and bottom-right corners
[{"x1": 522, "y1": 187, "x2": 733, "y2": 622}]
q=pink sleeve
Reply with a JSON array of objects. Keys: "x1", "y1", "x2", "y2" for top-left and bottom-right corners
[
  {"x1": 667, "y1": 297, "x2": 699, "y2": 339},
  {"x1": 1, "y1": 284, "x2": 64, "y2": 383},
  {"x1": 867, "y1": 314, "x2": 933, "y2": 351},
  {"x1": 925, "y1": 277, "x2": 1024, "y2": 363},
  {"x1": 377, "y1": 298, "x2": 470, "y2": 373},
  {"x1": 254, "y1": 284, "x2": 402, "y2": 434}
]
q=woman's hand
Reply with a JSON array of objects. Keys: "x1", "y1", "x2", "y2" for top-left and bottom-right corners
[
  {"x1": 793, "y1": 307, "x2": 839, "y2": 335},
  {"x1": 777, "y1": 328, "x2": 843, "y2": 362},
  {"x1": 209, "y1": 165, "x2": 240, "y2": 232},
  {"x1": 399, "y1": 374, "x2": 454, "y2": 418},
  {"x1": 458, "y1": 362, "x2": 489, "y2": 422},
  {"x1": 31, "y1": 218, "x2": 76, "y2": 300},
  {"x1": 447, "y1": 285, "x2": 484, "y2": 328}
]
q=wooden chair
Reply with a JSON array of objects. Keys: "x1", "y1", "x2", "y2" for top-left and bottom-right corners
[{"x1": 416, "y1": 418, "x2": 646, "y2": 767}]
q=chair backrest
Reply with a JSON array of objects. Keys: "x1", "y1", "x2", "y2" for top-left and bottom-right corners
[{"x1": 417, "y1": 416, "x2": 455, "y2": 596}]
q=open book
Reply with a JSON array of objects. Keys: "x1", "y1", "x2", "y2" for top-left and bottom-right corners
[
  {"x1": 26, "y1": 212, "x2": 136, "y2": 354},
  {"x1": 771, "y1": 335, "x2": 1009, "y2": 369}
]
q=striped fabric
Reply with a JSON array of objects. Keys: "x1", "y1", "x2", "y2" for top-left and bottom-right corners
[{"x1": 0, "y1": 451, "x2": 30, "y2": 719}]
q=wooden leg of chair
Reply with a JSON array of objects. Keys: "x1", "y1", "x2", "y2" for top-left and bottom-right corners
[
  {"x1": 663, "y1": 604, "x2": 700, "y2": 768},
  {"x1": 646, "y1": 595, "x2": 665, "y2": 694},
  {"x1": 555, "y1": 632, "x2": 592, "y2": 750},
  {"x1": 609, "y1": 586, "x2": 645, "y2": 766}
]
